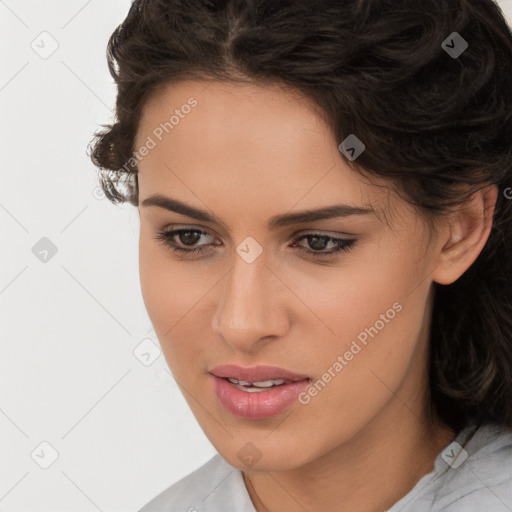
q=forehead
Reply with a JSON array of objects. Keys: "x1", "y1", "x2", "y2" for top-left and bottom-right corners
[
  {"x1": 136, "y1": 78, "x2": 330, "y2": 150},
  {"x1": 135, "y1": 79, "x2": 397, "y2": 225}
]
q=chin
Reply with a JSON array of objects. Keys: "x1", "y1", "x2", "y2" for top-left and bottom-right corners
[{"x1": 216, "y1": 438, "x2": 309, "y2": 473}]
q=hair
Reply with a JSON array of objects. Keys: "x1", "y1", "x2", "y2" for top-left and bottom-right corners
[{"x1": 88, "y1": 0, "x2": 512, "y2": 434}]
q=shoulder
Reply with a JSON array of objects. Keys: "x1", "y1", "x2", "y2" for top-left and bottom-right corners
[
  {"x1": 434, "y1": 421, "x2": 512, "y2": 511},
  {"x1": 137, "y1": 453, "x2": 256, "y2": 512},
  {"x1": 388, "y1": 421, "x2": 512, "y2": 512}
]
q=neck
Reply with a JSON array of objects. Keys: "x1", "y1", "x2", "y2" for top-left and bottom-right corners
[{"x1": 243, "y1": 406, "x2": 455, "y2": 512}]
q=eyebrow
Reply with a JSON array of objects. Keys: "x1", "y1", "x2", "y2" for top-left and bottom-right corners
[{"x1": 141, "y1": 194, "x2": 376, "y2": 230}]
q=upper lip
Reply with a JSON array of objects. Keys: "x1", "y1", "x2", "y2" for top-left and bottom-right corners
[{"x1": 209, "y1": 364, "x2": 310, "y2": 382}]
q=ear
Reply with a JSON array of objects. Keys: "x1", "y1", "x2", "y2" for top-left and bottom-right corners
[{"x1": 431, "y1": 184, "x2": 498, "y2": 286}]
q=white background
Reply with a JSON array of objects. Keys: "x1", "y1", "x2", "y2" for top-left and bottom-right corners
[{"x1": 1, "y1": 1, "x2": 512, "y2": 510}]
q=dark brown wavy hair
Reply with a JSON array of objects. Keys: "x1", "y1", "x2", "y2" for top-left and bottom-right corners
[{"x1": 88, "y1": 0, "x2": 512, "y2": 433}]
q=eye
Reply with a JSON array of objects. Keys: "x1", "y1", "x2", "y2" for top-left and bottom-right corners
[
  {"x1": 153, "y1": 228, "x2": 219, "y2": 255},
  {"x1": 290, "y1": 233, "x2": 357, "y2": 259},
  {"x1": 153, "y1": 227, "x2": 357, "y2": 260}
]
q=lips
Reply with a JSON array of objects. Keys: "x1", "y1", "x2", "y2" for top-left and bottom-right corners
[
  {"x1": 209, "y1": 364, "x2": 311, "y2": 383},
  {"x1": 209, "y1": 364, "x2": 312, "y2": 418}
]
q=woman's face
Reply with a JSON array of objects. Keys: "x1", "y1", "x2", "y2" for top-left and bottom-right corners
[{"x1": 136, "y1": 79, "x2": 445, "y2": 471}]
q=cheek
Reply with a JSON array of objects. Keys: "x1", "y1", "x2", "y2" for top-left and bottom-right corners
[
  {"x1": 285, "y1": 249, "x2": 408, "y2": 345},
  {"x1": 138, "y1": 236, "x2": 213, "y2": 367},
  {"x1": 295, "y1": 244, "x2": 428, "y2": 384},
  {"x1": 138, "y1": 237, "x2": 193, "y2": 335}
]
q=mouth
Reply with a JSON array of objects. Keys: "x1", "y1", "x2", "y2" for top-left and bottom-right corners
[
  {"x1": 208, "y1": 365, "x2": 312, "y2": 419},
  {"x1": 209, "y1": 364, "x2": 311, "y2": 383}
]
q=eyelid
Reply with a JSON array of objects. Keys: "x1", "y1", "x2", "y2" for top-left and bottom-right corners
[
  {"x1": 292, "y1": 228, "x2": 358, "y2": 237},
  {"x1": 161, "y1": 224, "x2": 217, "y2": 236},
  {"x1": 161, "y1": 224, "x2": 358, "y2": 239}
]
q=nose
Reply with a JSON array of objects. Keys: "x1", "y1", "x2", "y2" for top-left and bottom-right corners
[{"x1": 211, "y1": 248, "x2": 289, "y2": 352}]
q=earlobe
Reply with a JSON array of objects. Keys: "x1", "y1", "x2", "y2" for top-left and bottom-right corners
[{"x1": 431, "y1": 184, "x2": 498, "y2": 286}]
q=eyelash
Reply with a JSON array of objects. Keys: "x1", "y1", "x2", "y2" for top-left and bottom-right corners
[{"x1": 153, "y1": 228, "x2": 357, "y2": 260}]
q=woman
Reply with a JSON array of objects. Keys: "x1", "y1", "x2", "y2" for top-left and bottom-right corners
[{"x1": 89, "y1": 0, "x2": 512, "y2": 510}]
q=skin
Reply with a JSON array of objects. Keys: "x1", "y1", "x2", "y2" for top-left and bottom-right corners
[{"x1": 135, "y1": 79, "x2": 497, "y2": 512}]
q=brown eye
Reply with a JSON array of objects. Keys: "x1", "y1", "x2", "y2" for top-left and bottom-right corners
[
  {"x1": 291, "y1": 234, "x2": 357, "y2": 259},
  {"x1": 154, "y1": 228, "x2": 217, "y2": 255}
]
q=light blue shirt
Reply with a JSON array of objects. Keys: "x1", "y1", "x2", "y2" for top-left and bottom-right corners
[{"x1": 138, "y1": 420, "x2": 512, "y2": 511}]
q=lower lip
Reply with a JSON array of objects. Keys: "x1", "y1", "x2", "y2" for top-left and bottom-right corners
[{"x1": 210, "y1": 375, "x2": 310, "y2": 419}]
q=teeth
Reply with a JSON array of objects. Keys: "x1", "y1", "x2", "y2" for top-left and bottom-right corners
[
  {"x1": 233, "y1": 384, "x2": 268, "y2": 392},
  {"x1": 227, "y1": 377, "x2": 287, "y2": 388},
  {"x1": 252, "y1": 379, "x2": 286, "y2": 387}
]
